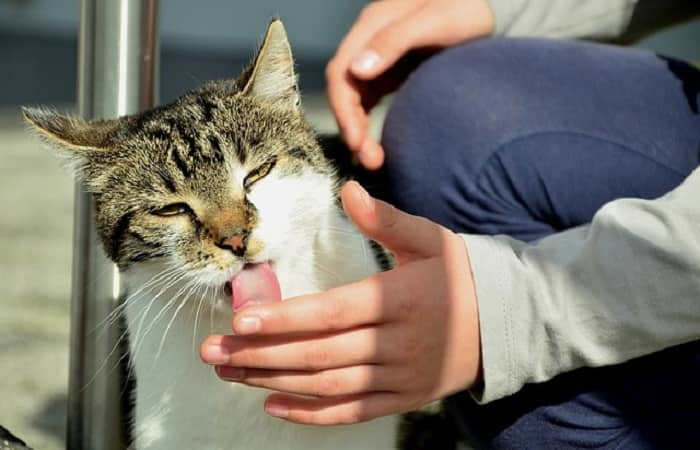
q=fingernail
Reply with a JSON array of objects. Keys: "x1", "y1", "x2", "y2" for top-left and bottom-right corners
[
  {"x1": 265, "y1": 401, "x2": 289, "y2": 418},
  {"x1": 202, "y1": 344, "x2": 230, "y2": 365},
  {"x1": 236, "y1": 316, "x2": 261, "y2": 335},
  {"x1": 353, "y1": 182, "x2": 372, "y2": 211},
  {"x1": 218, "y1": 366, "x2": 245, "y2": 381},
  {"x1": 351, "y1": 50, "x2": 380, "y2": 73}
]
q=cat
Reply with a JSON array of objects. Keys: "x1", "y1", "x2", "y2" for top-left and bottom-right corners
[{"x1": 24, "y1": 19, "x2": 457, "y2": 450}]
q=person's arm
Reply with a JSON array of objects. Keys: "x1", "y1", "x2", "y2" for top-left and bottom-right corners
[
  {"x1": 488, "y1": 0, "x2": 700, "y2": 41},
  {"x1": 465, "y1": 166, "x2": 700, "y2": 403}
]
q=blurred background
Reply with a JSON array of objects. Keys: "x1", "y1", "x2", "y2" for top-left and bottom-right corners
[{"x1": 0, "y1": 1, "x2": 698, "y2": 449}]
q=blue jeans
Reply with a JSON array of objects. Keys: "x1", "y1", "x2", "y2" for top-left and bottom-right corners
[{"x1": 375, "y1": 38, "x2": 700, "y2": 449}]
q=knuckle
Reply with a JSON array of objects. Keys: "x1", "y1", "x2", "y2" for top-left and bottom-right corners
[
  {"x1": 287, "y1": 410, "x2": 310, "y2": 424},
  {"x1": 357, "y1": 368, "x2": 375, "y2": 391},
  {"x1": 315, "y1": 371, "x2": 341, "y2": 396},
  {"x1": 293, "y1": 409, "x2": 325, "y2": 425},
  {"x1": 307, "y1": 410, "x2": 330, "y2": 426},
  {"x1": 339, "y1": 406, "x2": 367, "y2": 424},
  {"x1": 305, "y1": 348, "x2": 332, "y2": 369},
  {"x1": 233, "y1": 349, "x2": 259, "y2": 368},
  {"x1": 318, "y1": 301, "x2": 344, "y2": 329}
]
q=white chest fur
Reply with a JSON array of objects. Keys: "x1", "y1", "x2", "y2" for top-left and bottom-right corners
[{"x1": 123, "y1": 213, "x2": 399, "y2": 450}]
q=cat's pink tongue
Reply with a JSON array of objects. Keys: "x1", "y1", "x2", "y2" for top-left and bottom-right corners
[{"x1": 231, "y1": 262, "x2": 282, "y2": 312}]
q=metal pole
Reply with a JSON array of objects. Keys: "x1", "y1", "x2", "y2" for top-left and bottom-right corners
[{"x1": 67, "y1": 1, "x2": 159, "y2": 449}]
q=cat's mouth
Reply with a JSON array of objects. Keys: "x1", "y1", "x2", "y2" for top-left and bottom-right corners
[{"x1": 223, "y1": 262, "x2": 282, "y2": 311}]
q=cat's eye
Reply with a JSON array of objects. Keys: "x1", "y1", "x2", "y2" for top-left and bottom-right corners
[
  {"x1": 151, "y1": 202, "x2": 192, "y2": 217},
  {"x1": 243, "y1": 157, "x2": 277, "y2": 191}
]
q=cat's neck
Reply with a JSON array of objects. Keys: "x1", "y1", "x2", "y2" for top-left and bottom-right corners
[{"x1": 274, "y1": 206, "x2": 379, "y2": 299}]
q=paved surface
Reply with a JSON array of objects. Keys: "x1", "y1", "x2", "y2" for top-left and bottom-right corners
[
  {"x1": 0, "y1": 94, "x2": 386, "y2": 450},
  {"x1": 0, "y1": 107, "x2": 73, "y2": 450}
]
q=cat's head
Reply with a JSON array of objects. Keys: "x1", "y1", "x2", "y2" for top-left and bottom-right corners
[{"x1": 24, "y1": 20, "x2": 339, "y2": 289}]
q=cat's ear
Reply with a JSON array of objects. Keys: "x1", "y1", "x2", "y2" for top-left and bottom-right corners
[
  {"x1": 23, "y1": 107, "x2": 123, "y2": 184},
  {"x1": 23, "y1": 107, "x2": 120, "y2": 157},
  {"x1": 242, "y1": 19, "x2": 300, "y2": 110}
]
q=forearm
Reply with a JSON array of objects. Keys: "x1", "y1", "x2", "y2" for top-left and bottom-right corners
[
  {"x1": 464, "y1": 166, "x2": 700, "y2": 403},
  {"x1": 487, "y1": 0, "x2": 700, "y2": 40}
]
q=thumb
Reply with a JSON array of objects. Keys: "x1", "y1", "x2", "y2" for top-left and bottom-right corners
[
  {"x1": 341, "y1": 181, "x2": 446, "y2": 261},
  {"x1": 350, "y1": 9, "x2": 438, "y2": 80}
]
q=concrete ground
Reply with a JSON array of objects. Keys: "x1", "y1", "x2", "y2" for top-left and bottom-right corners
[
  {"x1": 0, "y1": 107, "x2": 73, "y2": 450},
  {"x1": 0, "y1": 94, "x2": 386, "y2": 450}
]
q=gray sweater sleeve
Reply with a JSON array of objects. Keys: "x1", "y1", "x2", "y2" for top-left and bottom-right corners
[
  {"x1": 487, "y1": 0, "x2": 700, "y2": 40},
  {"x1": 462, "y1": 166, "x2": 700, "y2": 403}
]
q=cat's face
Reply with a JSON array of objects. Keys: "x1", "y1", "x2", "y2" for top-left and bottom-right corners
[{"x1": 25, "y1": 20, "x2": 338, "y2": 292}]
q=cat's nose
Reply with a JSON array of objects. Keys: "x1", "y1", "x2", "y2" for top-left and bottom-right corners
[{"x1": 216, "y1": 231, "x2": 248, "y2": 257}]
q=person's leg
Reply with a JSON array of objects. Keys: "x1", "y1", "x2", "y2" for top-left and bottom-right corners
[
  {"x1": 377, "y1": 37, "x2": 700, "y2": 241},
  {"x1": 375, "y1": 37, "x2": 700, "y2": 449}
]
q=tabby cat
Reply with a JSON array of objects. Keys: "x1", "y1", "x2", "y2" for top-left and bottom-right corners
[{"x1": 25, "y1": 20, "x2": 456, "y2": 450}]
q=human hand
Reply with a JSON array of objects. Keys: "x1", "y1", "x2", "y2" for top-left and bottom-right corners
[
  {"x1": 200, "y1": 181, "x2": 482, "y2": 425},
  {"x1": 326, "y1": 0, "x2": 494, "y2": 170}
]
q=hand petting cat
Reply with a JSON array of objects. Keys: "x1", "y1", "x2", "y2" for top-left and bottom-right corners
[
  {"x1": 325, "y1": 0, "x2": 494, "y2": 170},
  {"x1": 201, "y1": 181, "x2": 482, "y2": 425}
]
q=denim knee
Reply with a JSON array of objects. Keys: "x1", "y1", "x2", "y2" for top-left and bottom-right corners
[
  {"x1": 379, "y1": 40, "x2": 517, "y2": 231},
  {"x1": 379, "y1": 38, "x2": 700, "y2": 238}
]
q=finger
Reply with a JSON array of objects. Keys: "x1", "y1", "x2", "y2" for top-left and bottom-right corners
[
  {"x1": 217, "y1": 364, "x2": 396, "y2": 398},
  {"x1": 350, "y1": 7, "x2": 441, "y2": 80},
  {"x1": 326, "y1": 5, "x2": 391, "y2": 151},
  {"x1": 231, "y1": 277, "x2": 387, "y2": 335},
  {"x1": 326, "y1": 65, "x2": 369, "y2": 152},
  {"x1": 202, "y1": 327, "x2": 388, "y2": 370},
  {"x1": 356, "y1": 138, "x2": 384, "y2": 171},
  {"x1": 351, "y1": 2, "x2": 493, "y2": 80},
  {"x1": 341, "y1": 181, "x2": 448, "y2": 260},
  {"x1": 335, "y1": 0, "x2": 419, "y2": 78},
  {"x1": 264, "y1": 392, "x2": 407, "y2": 425},
  {"x1": 327, "y1": 1, "x2": 417, "y2": 151}
]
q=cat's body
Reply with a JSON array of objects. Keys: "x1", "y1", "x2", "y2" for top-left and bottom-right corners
[{"x1": 25, "y1": 20, "x2": 456, "y2": 450}]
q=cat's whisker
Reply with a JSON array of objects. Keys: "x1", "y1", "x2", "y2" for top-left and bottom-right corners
[
  {"x1": 192, "y1": 283, "x2": 213, "y2": 355},
  {"x1": 131, "y1": 272, "x2": 191, "y2": 347},
  {"x1": 291, "y1": 254, "x2": 345, "y2": 282},
  {"x1": 325, "y1": 225, "x2": 363, "y2": 236},
  {"x1": 83, "y1": 271, "x2": 186, "y2": 392},
  {"x1": 129, "y1": 269, "x2": 188, "y2": 346},
  {"x1": 209, "y1": 292, "x2": 216, "y2": 335},
  {"x1": 92, "y1": 265, "x2": 181, "y2": 334},
  {"x1": 79, "y1": 321, "x2": 135, "y2": 393},
  {"x1": 312, "y1": 262, "x2": 343, "y2": 281},
  {"x1": 130, "y1": 271, "x2": 190, "y2": 363},
  {"x1": 155, "y1": 279, "x2": 204, "y2": 363},
  {"x1": 82, "y1": 263, "x2": 184, "y2": 390},
  {"x1": 89, "y1": 270, "x2": 185, "y2": 373}
]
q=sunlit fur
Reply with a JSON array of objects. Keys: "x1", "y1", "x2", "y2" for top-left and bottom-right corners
[{"x1": 23, "y1": 20, "x2": 419, "y2": 450}]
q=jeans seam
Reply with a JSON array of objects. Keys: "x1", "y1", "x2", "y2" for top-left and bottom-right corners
[{"x1": 468, "y1": 129, "x2": 691, "y2": 198}]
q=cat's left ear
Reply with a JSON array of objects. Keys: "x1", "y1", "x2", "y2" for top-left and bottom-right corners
[
  {"x1": 242, "y1": 19, "x2": 300, "y2": 110},
  {"x1": 22, "y1": 107, "x2": 122, "y2": 180},
  {"x1": 22, "y1": 107, "x2": 120, "y2": 155}
]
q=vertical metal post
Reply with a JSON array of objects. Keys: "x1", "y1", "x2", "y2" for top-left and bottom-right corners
[{"x1": 67, "y1": 1, "x2": 159, "y2": 449}]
